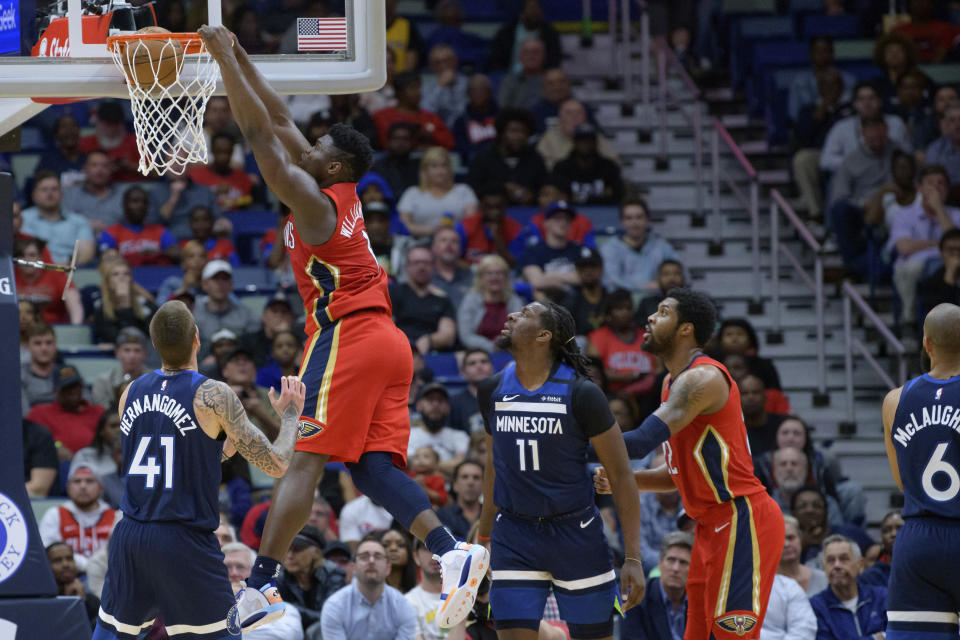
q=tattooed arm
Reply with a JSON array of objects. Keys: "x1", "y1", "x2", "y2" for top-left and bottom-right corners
[
  {"x1": 195, "y1": 375, "x2": 306, "y2": 477},
  {"x1": 653, "y1": 365, "x2": 730, "y2": 434}
]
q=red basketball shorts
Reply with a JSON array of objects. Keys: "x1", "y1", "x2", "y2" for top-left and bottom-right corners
[
  {"x1": 295, "y1": 310, "x2": 414, "y2": 466},
  {"x1": 685, "y1": 493, "x2": 784, "y2": 640}
]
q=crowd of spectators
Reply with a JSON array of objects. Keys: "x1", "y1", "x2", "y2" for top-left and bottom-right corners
[{"x1": 14, "y1": 0, "x2": 933, "y2": 638}]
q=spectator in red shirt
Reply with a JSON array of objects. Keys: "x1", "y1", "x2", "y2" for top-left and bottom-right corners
[
  {"x1": 99, "y1": 186, "x2": 179, "y2": 267},
  {"x1": 188, "y1": 132, "x2": 256, "y2": 210},
  {"x1": 585, "y1": 288, "x2": 657, "y2": 396},
  {"x1": 372, "y1": 71, "x2": 455, "y2": 150},
  {"x1": 14, "y1": 236, "x2": 83, "y2": 325},
  {"x1": 893, "y1": 0, "x2": 959, "y2": 63},
  {"x1": 77, "y1": 101, "x2": 141, "y2": 182},
  {"x1": 180, "y1": 205, "x2": 239, "y2": 265},
  {"x1": 455, "y1": 183, "x2": 523, "y2": 265},
  {"x1": 26, "y1": 365, "x2": 105, "y2": 461}
]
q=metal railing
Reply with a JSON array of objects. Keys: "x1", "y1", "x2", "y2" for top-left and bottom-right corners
[
  {"x1": 769, "y1": 189, "x2": 828, "y2": 403},
  {"x1": 842, "y1": 281, "x2": 907, "y2": 423}
]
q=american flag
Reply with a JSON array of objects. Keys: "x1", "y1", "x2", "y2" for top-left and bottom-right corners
[{"x1": 297, "y1": 17, "x2": 348, "y2": 51}]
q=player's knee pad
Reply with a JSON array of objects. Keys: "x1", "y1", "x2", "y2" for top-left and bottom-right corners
[{"x1": 347, "y1": 452, "x2": 431, "y2": 529}]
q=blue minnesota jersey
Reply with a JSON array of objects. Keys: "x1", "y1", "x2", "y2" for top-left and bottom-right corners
[
  {"x1": 477, "y1": 362, "x2": 616, "y2": 518},
  {"x1": 891, "y1": 373, "x2": 960, "y2": 518},
  {"x1": 119, "y1": 370, "x2": 223, "y2": 531}
]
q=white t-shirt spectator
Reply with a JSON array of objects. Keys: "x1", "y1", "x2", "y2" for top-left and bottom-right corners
[
  {"x1": 245, "y1": 604, "x2": 303, "y2": 640},
  {"x1": 397, "y1": 184, "x2": 477, "y2": 232},
  {"x1": 338, "y1": 495, "x2": 393, "y2": 543},
  {"x1": 759, "y1": 574, "x2": 817, "y2": 640},
  {"x1": 404, "y1": 585, "x2": 444, "y2": 640},
  {"x1": 407, "y1": 426, "x2": 470, "y2": 462}
]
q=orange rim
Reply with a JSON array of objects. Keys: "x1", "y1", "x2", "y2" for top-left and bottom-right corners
[{"x1": 106, "y1": 32, "x2": 205, "y2": 56}]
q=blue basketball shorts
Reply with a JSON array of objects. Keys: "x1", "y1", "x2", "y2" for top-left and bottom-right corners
[
  {"x1": 887, "y1": 516, "x2": 960, "y2": 640},
  {"x1": 489, "y1": 507, "x2": 619, "y2": 639},
  {"x1": 92, "y1": 518, "x2": 240, "y2": 640}
]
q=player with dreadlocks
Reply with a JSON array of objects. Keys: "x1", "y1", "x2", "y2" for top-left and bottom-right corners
[{"x1": 475, "y1": 301, "x2": 645, "y2": 639}]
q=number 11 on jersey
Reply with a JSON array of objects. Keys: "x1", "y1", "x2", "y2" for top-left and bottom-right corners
[{"x1": 516, "y1": 438, "x2": 541, "y2": 471}]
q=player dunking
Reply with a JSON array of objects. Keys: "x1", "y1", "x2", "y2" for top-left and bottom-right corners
[
  {"x1": 476, "y1": 302, "x2": 645, "y2": 639},
  {"x1": 198, "y1": 25, "x2": 488, "y2": 631},
  {"x1": 595, "y1": 289, "x2": 784, "y2": 640},
  {"x1": 882, "y1": 303, "x2": 960, "y2": 639},
  {"x1": 92, "y1": 300, "x2": 305, "y2": 640}
]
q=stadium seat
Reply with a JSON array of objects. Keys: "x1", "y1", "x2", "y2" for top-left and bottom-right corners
[
  {"x1": 239, "y1": 294, "x2": 269, "y2": 317},
  {"x1": 506, "y1": 206, "x2": 538, "y2": 226},
  {"x1": 65, "y1": 357, "x2": 117, "y2": 381},
  {"x1": 10, "y1": 153, "x2": 41, "y2": 192},
  {"x1": 728, "y1": 16, "x2": 795, "y2": 89},
  {"x1": 233, "y1": 266, "x2": 277, "y2": 292},
  {"x1": 748, "y1": 41, "x2": 809, "y2": 118},
  {"x1": 249, "y1": 464, "x2": 274, "y2": 492},
  {"x1": 52, "y1": 324, "x2": 92, "y2": 347},
  {"x1": 788, "y1": 0, "x2": 823, "y2": 12},
  {"x1": 800, "y1": 14, "x2": 861, "y2": 40},
  {"x1": 131, "y1": 266, "x2": 181, "y2": 294},
  {"x1": 722, "y1": 0, "x2": 776, "y2": 12},
  {"x1": 579, "y1": 205, "x2": 623, "y2": 230},
  {"x1": 31, "y1": 497, "x2": 62, "y2": 524},
  {"x1": 424, "y1": 353, "x2": 460, "y2": 382},
  {"x1": 71, "y1": 268, "x2": 102, "y2": 290},
  {"x1": 834, "y1": 39, "x2": 875, "y2": 61},
  {"x1": 918, "y1": 64, "x2": 960, "y2": 86}
]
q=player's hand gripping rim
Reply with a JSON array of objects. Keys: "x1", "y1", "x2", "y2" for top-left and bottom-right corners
[
  {"x1": 620, "y1": 555, "x2": 646, "y2": 612},
  {"x1": 593, "y1": 467, "x2": 612, "y2": 494},
  {"x1": 268, "y1": 375, "x2": 307, "y2": 418}
]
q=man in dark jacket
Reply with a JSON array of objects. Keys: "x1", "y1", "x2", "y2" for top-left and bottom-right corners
[
  {"x1": 622, "y1": 531, "x2": 693, "y2": 640},
  {"x1": 485, "y1": 0, "x2": 561, "y2": 72},
  {"x1": 810, "y1": 535, "x2": 887, "y2": 640},
  {"x1": 467, "y1": 108, "x2": 547, "y2": 206},
  {"x1": 276, "y1": 525, "x2": 347, "y2": 633}
]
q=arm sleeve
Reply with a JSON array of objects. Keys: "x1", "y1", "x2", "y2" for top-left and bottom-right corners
[
  {"x1": 572, "y1": 378, "x2": 616, "y2": 438},
  {"x1": 476, "y1": 374, "x2": 500, "y2": 434},
  {"x1": 782, "y1": 578, "x2": 818, "y2": 640}
]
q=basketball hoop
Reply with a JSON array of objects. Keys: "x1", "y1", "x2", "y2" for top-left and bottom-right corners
[{"x1": 106, "y1": 32, "x2": 218, "y2": 176}]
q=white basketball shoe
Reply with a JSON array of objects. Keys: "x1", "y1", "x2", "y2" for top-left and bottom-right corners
[{"x1": 434, "y1": 542, "x2": 490, "y2": 629}]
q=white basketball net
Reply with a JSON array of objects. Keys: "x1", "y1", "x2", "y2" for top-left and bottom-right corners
[{"x1": 107, "y1": 37, "x2": 218, "y2": 176}]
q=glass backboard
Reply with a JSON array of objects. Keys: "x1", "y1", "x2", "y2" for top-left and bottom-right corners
[{"x1": 0, "y1": 0, "x2": 385, "y2": 98}]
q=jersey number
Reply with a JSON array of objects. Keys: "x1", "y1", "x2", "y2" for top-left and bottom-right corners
[
  {"x1": 129, "y1": 436, "x2": 175, "y2": 489},
  {"x1": 516, "y1": 439, "x2": 541, "y2": 471},
  {"x1": 922, "y1": 442, "x2": 960, "y2": 502}
]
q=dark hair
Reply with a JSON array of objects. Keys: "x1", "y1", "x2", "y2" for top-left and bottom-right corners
[
  {"x1": 477, "y1": 182, "x2": 508, "y2": 201},
  {"x1": 606, "y1": 391, "x2": 639, "y2": 427},
  {"x1": 668, "y1": 288, "x2": 717, "y2": 347},
  {"x1": 392, "y1": 71, "x2": 421, "y2": 95},
  {"x1": 941, "y1": 228, "x2": 960, "y2": 249},
  {"x1": 460, "y1": 348, "x2": 491, "y2": 369},
  {"x1": 211, "y1": 131, "x2": 237, "y2": 148},
  {"x1": 452, "y1": 459, "x2": 484, "y2": 484},
  {"x1": 873, "y1": 31, "x2": 917, "y2": 71},
  {"x1": 494, "y1": 108, "x2": 535, "y2": 137},
  {"x1": 603, "y1": 288, "x2": 634, "y2": 317},
  {"x1": 808, "y1": 35, "x2": 833, "y2": 51},
  {"x1": 52, "y1": 114, "x2": 78, "y2": 139},
  {"x1": 33, "y1": 170, "x2": 60, "y2": 188},
  {"x1": 860, "y1": 114, "x2": 887, "y2": 129},
  {"x1": 852, "y1": 80, "x2": 880, "y2": 100},
  {"x1": 45, "y1": 540, "x2": 72, "y2": 555},
  {"x1": 539, "y1": 302, "x2": 592, "y2": 377},
  {"x1": 328, "y1": 122, "x2": 373, "y2": 180},
  {"x1": 378, "y1": 527, "x2": 417, "y2": 592},
  {"x1": 719, "y1": 318, "x2": 760, "y2": 351},
  {"x1": 272, "y1": 329, "x2": 303, "y2": 349},
  {"x1": 881, "y1": 509, "x2": 902, "y2": 525},
  {"x1": 190, "y1": 205, "x2": 213, "y2": 221},
  {"x1": 789, "y1": 485, "x2": 826, "y2": 515},
  {"x1": 149, "y1": 300, "x2": 197, "y2": 368},
  {"x1": 897, "y1": 68, "x2": 928, "y2": 89},
  {"x1": 14, "y1": 235, "x2": 43, "y2": 258},
  {"x1": 90, "y1": 407, "x2": 119, "y2": 456},
  {"x1": 620, "y1": 197, "x2": 649, "y2": 219},
  {"x1": 86, "y1": 149, "x2": 110, "y2": 162},
  {"x1": 123, "y1": 185, "x2": 148, "y2": 206},
  {"x1": 919, "y1": 163, "x2": 950, "y2": 183},
  {"x1": 25, "y1": 321, "x2": 55, "y2": 340},
  {"x1": 658, "y1": 258, "x2": 683, "y2": 273}
]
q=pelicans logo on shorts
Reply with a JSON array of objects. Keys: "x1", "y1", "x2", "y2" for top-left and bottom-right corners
[
  {"x1": 298, "y1": 420, "x2": 324, "y2": 440},
  {"x1": 716, "y1": 613, "x2": 758, "y2": 636},
  {"x1": 0, "y1": 492, "x2": 29, "y2": 584}
]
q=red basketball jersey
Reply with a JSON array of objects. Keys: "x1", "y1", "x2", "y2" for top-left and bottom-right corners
[
  {"x1": 661, "y1": 355, "x2": 767, "y2": 521},
  {"x1": 284, "y1": 182, "x2": 392, "y2": 334}
]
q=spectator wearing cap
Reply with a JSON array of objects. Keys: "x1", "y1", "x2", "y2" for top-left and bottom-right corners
[
  {"x1": 24, "y1": 417, "x2": 58, "y2": 497},
  {"x1": 20, "y1": 171, "x2": 96, "y2": 265},
  {"x1": 21, "y1": 322, "x2": 60, "y2": 413},
  {"x1": 452, "y1": 74, "x2": 499, "y2": 162},
  {"x1": 223, "y1": 541, "x2": 305, "y2": 640},
  {"x1": 497, "y1": 37, "x2": 547, "y2": 110},
  {"x1": 467, "y1": 109, "x2": 547, "y2": 206},
  {"x1": 552, "y1": 123, "x2": 625, "y2": 205},
  {"x1": 408, "y1": 383, "x2": 470, "y2": 476},
  {"x1": 184, "y1": 205, "x2": 239, "y2": 265},
  {"x1": 255, "y1": 330, "x2": 303, "y2": 391},
  {"x1": 90, "y1": 256, "x2": 157, "y2": 346},
  {"x1": 600, "y1": 199, "x2": 679, "y2": 293},
  {"x1": 636, "y1": 259, "x2": 687, "y2": 324},
  {"x1": 372, "y1": 72, "x2": 455, "y2": 151},
  {"x1": 421, "y1": 44, "x2": 469, "y2": 128},
  {"x1": 458, "y1": 255, "x2": 524, "y2": 352},
  {"x1": 14, "y1": 236, "x2": 84, "y2": 325},
  {"x1": 358, "y1": 172, "x2": 407, "y2": 238},
  {"x1": 27, "y1": 365, "x2": 105, "y2": 461},
  {"x1": 519, "y1": 200, "x2": 584, "y2": 299},
  {"x1": 389, "y1": 245, "x2": 457, "y2": 355},
  {"x1": 563, "y1": 246, "x2": 609, "y2": 336},
  {"x1": 222, "y1": 347, "x2": 280, "y2": 438},
  {"x1": 537, "y1": 99, "x2": 620, "y2": 171},
  {"x1": 200, "y1": 327, "x2": 239, "y2": 379},
  {"x1": 189, "y1": 132, "x2": 257, "y2": 210},
  {"x1": 99, "y1": 186, "x2": 179, "y2": 267},
  {"x1": 323, "y1": 540, "x2": 355, "y2": 583},
  {"x1": 405, "y1": 537, "x2": 447, "y2": 639},
  {"x1": 194, "y1": 260, "x2": 260, "y2": 356},
  {"x1": 511, "y1": 183, "x2": 598, "y2": 254},
  {"x1": 370, "y1": 122, "x2": 421, "y2": 198},
  {"x1": 149, "y1": 170, "x2": 220, "y2": 241},
  {"x1": 276, "y1": 525, "x2": 347, "y2": 636},
  {"x1": 91, "y1": 327, "x2": 149, "y2": 409},
  {"x1": 429, "y1": 227, "x2": 473, "y2": 309},
  {"x1": 61, "y1": 150, "x2": 126, "y2": 234},
  {"x1": 47, "y1": 541, "x2": 101, "y2": 630},
  {"x1": 156, "y1": 239, "x2": 207, "y2": 303},
  {"x1": 39, "y1": 462, "x2": 119, "y2": 572},
  {"x1": 455, "y1": 184, "x2": 524, "y2": 266},
  {"x1": 77, "y1": 100, "x2": 141, "y2": 181},
  {"x1": 239, "y1": 293, "x2": 295, "y2": 368}
]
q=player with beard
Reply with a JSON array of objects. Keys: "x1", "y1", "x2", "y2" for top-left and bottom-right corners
[
  {"x1": 476, "y1": 301, "x2": 645, "y2": 639},
  {"x1": 594, "y1": 288, "x2": 784, "y2": 640}
]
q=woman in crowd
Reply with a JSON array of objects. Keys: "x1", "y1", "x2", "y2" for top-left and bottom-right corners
[
  {"x1": 457, "y1": 255, "x2": 524, "y2": 351},
  {"x1": 72, "y1": 410, "x2": 122, "y2": 479},
  {"x1": 378, "y1": 528, "x2": 418, "y2": 594},
  {"x1": 397, "y1": 146, "x2": 477, "y2": 237},
  {"x1": 90, "y1": 256, "x2": 156, "y2": 346}
]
